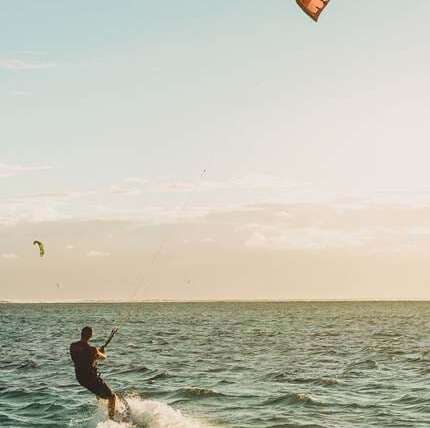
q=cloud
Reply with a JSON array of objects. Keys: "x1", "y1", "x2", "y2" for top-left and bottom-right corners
[
  {"x1": 0, "y1": 163, "x2": 54, "y2": 178},
  {"x1": 109, "y1": 185, "x2": 141, "y2": 196},
  {"x1": 15, "y1": 190, "x2": 95, "y2": 200},
  {"x1": 0, "y1": 58, "x2": 56, "y2": 71},
  {"x1": 118, "y1": 174, "x2": 304, "y2": 194},
  {"x1": 201, "y1": 237, "x2": 216, "y2": 243},
  {"x1": 5, "y1": 170, "x2": 430, "y2": 228},
  {"x1": 244, "y1": 225, "x2": 370, "y2": 250},
  {"x1": 123, "y1": 177, "x2": 150, "y2": 185},
  {"x1": 87, "y1": 250, "x2": 110, "y2": 257},
  {"x1": 107, "y1": 175, "x2": 430, "y2": 211},
  {"x1": 0, "y1": 189, "x2": 101, "y2": 225},
  {"x1": 245, "y1": 231, "x2": 268, "y2": 248},
  {"x1": 115, "y1": 177, "x2": 199, "y2": 194},
  {"x1": 2, "y1": 253, "x2": 18, "y2": 259}
]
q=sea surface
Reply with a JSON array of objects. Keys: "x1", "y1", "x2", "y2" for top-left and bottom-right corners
[{"x1": 1, "y1": 302, "x2": 430, "y2": 427}]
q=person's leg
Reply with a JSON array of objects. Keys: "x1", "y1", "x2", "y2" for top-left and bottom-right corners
[
  {"x1": 90, "y1": 378, "x2": 116, "y2": 419},
  {"x1": 108, "y1": 394, "x2": 116, "y2": 419}
]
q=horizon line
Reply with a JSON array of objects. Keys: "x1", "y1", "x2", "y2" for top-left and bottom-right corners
[{"x1": 2, "y1": 298, "x2": 430, "y2": 304}]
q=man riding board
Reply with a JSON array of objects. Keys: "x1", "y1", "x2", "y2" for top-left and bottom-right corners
[{"x1": 70, "y1": 326, "x2": 116, "y2": 419}]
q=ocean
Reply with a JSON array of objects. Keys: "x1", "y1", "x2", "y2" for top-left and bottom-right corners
[{"x1": 1, "y1": 302, "x2": 430, "y2": 427}]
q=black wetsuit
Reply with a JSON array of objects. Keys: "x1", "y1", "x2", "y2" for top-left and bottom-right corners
[{"x1": 70, "y1": 340, "x2": 114, "y2": 399}]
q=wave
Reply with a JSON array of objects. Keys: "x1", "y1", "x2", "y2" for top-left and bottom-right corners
[
  {"x1": 268, "y1": 372, "x2": 312, "y2": 383},
  {"x1": 262, "y1": 392, "x2": 323, "y2": 407},
  {"x1": 372, "y1": 331, "x2": 401, "y2": 338},
  {"x1": 17, "y1": 359, "x2": 39, "y2": 370},
  {"x1": 110, "y1": 366, "x2": 149, "y2": 376},
  {"x1": 205, "y1": 366, "x2": 225, "y2": 374},
  {"x1": 147, "y1": 372, "x2": 170, "y2": 382},
  {"x1": 267, "y1": 424, "x2": 326, "y2": 428},
  {"x1": 0, "y1": 360, "x2": 18, "y2": 370},
  {"x1": 95, "y1": 396, "x2": 218, "y2": 428},
  {"x1": 317, "y1": 378, "x2": 339, "y2": 386},
  {"x1": 127, "y1": 343, "x2": 139, "y2": 349},
  {"x1": 393, "y1": 394, "x2": 428, "y2": 405},
  {"x1": 268, "y1": 372, "x2": 339, "y2": 386},
  {"x1": 176, "y1": 387, "x2": 226, "y2": 399},
  {"x1": 344, "y1": 359, "x2": 377, "y2": 373}
]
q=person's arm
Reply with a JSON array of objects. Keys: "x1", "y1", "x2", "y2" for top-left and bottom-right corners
[
  {"x1": 91, "y1": 346, "x2": 107, "y2": 360},
  {"x1": 97, "y1": 347, "x2": 107, "y2": 360}
]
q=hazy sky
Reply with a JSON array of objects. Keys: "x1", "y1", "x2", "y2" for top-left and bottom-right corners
[{"x1": 2, "y1": 1, "x2": 430, "y2": 301}]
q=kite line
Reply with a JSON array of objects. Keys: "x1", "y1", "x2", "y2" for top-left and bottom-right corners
[{"x1": 104, "y1": 168, "x2": 208, "y2": 348}]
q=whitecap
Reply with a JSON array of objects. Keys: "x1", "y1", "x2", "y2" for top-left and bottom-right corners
[{"x1": 94, "y1": 396, "x2": 217, "y2": 428}]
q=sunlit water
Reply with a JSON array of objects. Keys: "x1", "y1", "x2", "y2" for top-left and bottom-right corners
[{"x1": 1, "y1": 302, "x2": 430, "y2": 427}]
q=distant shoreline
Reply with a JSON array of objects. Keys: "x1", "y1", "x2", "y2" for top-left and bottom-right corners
[{"x1": 2, "y1": 299, "x2": 430, "y2": 304}]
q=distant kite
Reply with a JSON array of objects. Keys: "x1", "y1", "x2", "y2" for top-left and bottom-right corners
[
  {"x1": 297, "y1": 0, "x2": 330, "y2": 22},
  {"x1": 33, "y1": 240, "x2": 45, "y2": 257}
]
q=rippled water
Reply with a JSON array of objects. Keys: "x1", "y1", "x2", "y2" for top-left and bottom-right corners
[{"x1": 1, "y1": 302, "x2": 430, "y2": 427}]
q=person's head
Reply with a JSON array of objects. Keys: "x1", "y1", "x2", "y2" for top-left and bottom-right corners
[{"x1": 81, "y1": 326, "x2": 93, "y2": 342}]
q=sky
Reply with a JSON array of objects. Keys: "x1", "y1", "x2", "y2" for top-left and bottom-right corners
[{"x1": 2, "y1": 1, "x2": 430, "y2": 301}]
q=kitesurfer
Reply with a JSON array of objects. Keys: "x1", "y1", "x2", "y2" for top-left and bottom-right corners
[
  {"x1": 70, "y1": 326, "x2": 116, "y2": 419},
  {"x1": 33, "y1": 240, "x2": 45, "y2": 257}
]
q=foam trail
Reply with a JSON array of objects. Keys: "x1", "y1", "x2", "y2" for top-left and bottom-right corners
[{"x1": 95, "y1": 396, "x2": 216, "y2": 428}]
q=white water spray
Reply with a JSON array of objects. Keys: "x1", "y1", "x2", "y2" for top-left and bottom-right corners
[{"x1": 94, "y1": 396, "x2": 217, "y2": 428}]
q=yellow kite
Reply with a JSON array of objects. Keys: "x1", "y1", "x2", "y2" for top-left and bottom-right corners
[{"x1": 33, "y1": 240, "x2": 45, "y2": 257}]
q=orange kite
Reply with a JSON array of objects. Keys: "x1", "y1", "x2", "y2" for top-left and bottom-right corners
[{"x1": 296, "y1": 0, "x2": 330, "y2": 22}]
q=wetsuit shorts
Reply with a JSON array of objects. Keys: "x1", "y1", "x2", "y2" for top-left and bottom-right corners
[{"x1": 78, "y1": 376, "x2": 114, "y2": 399}]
